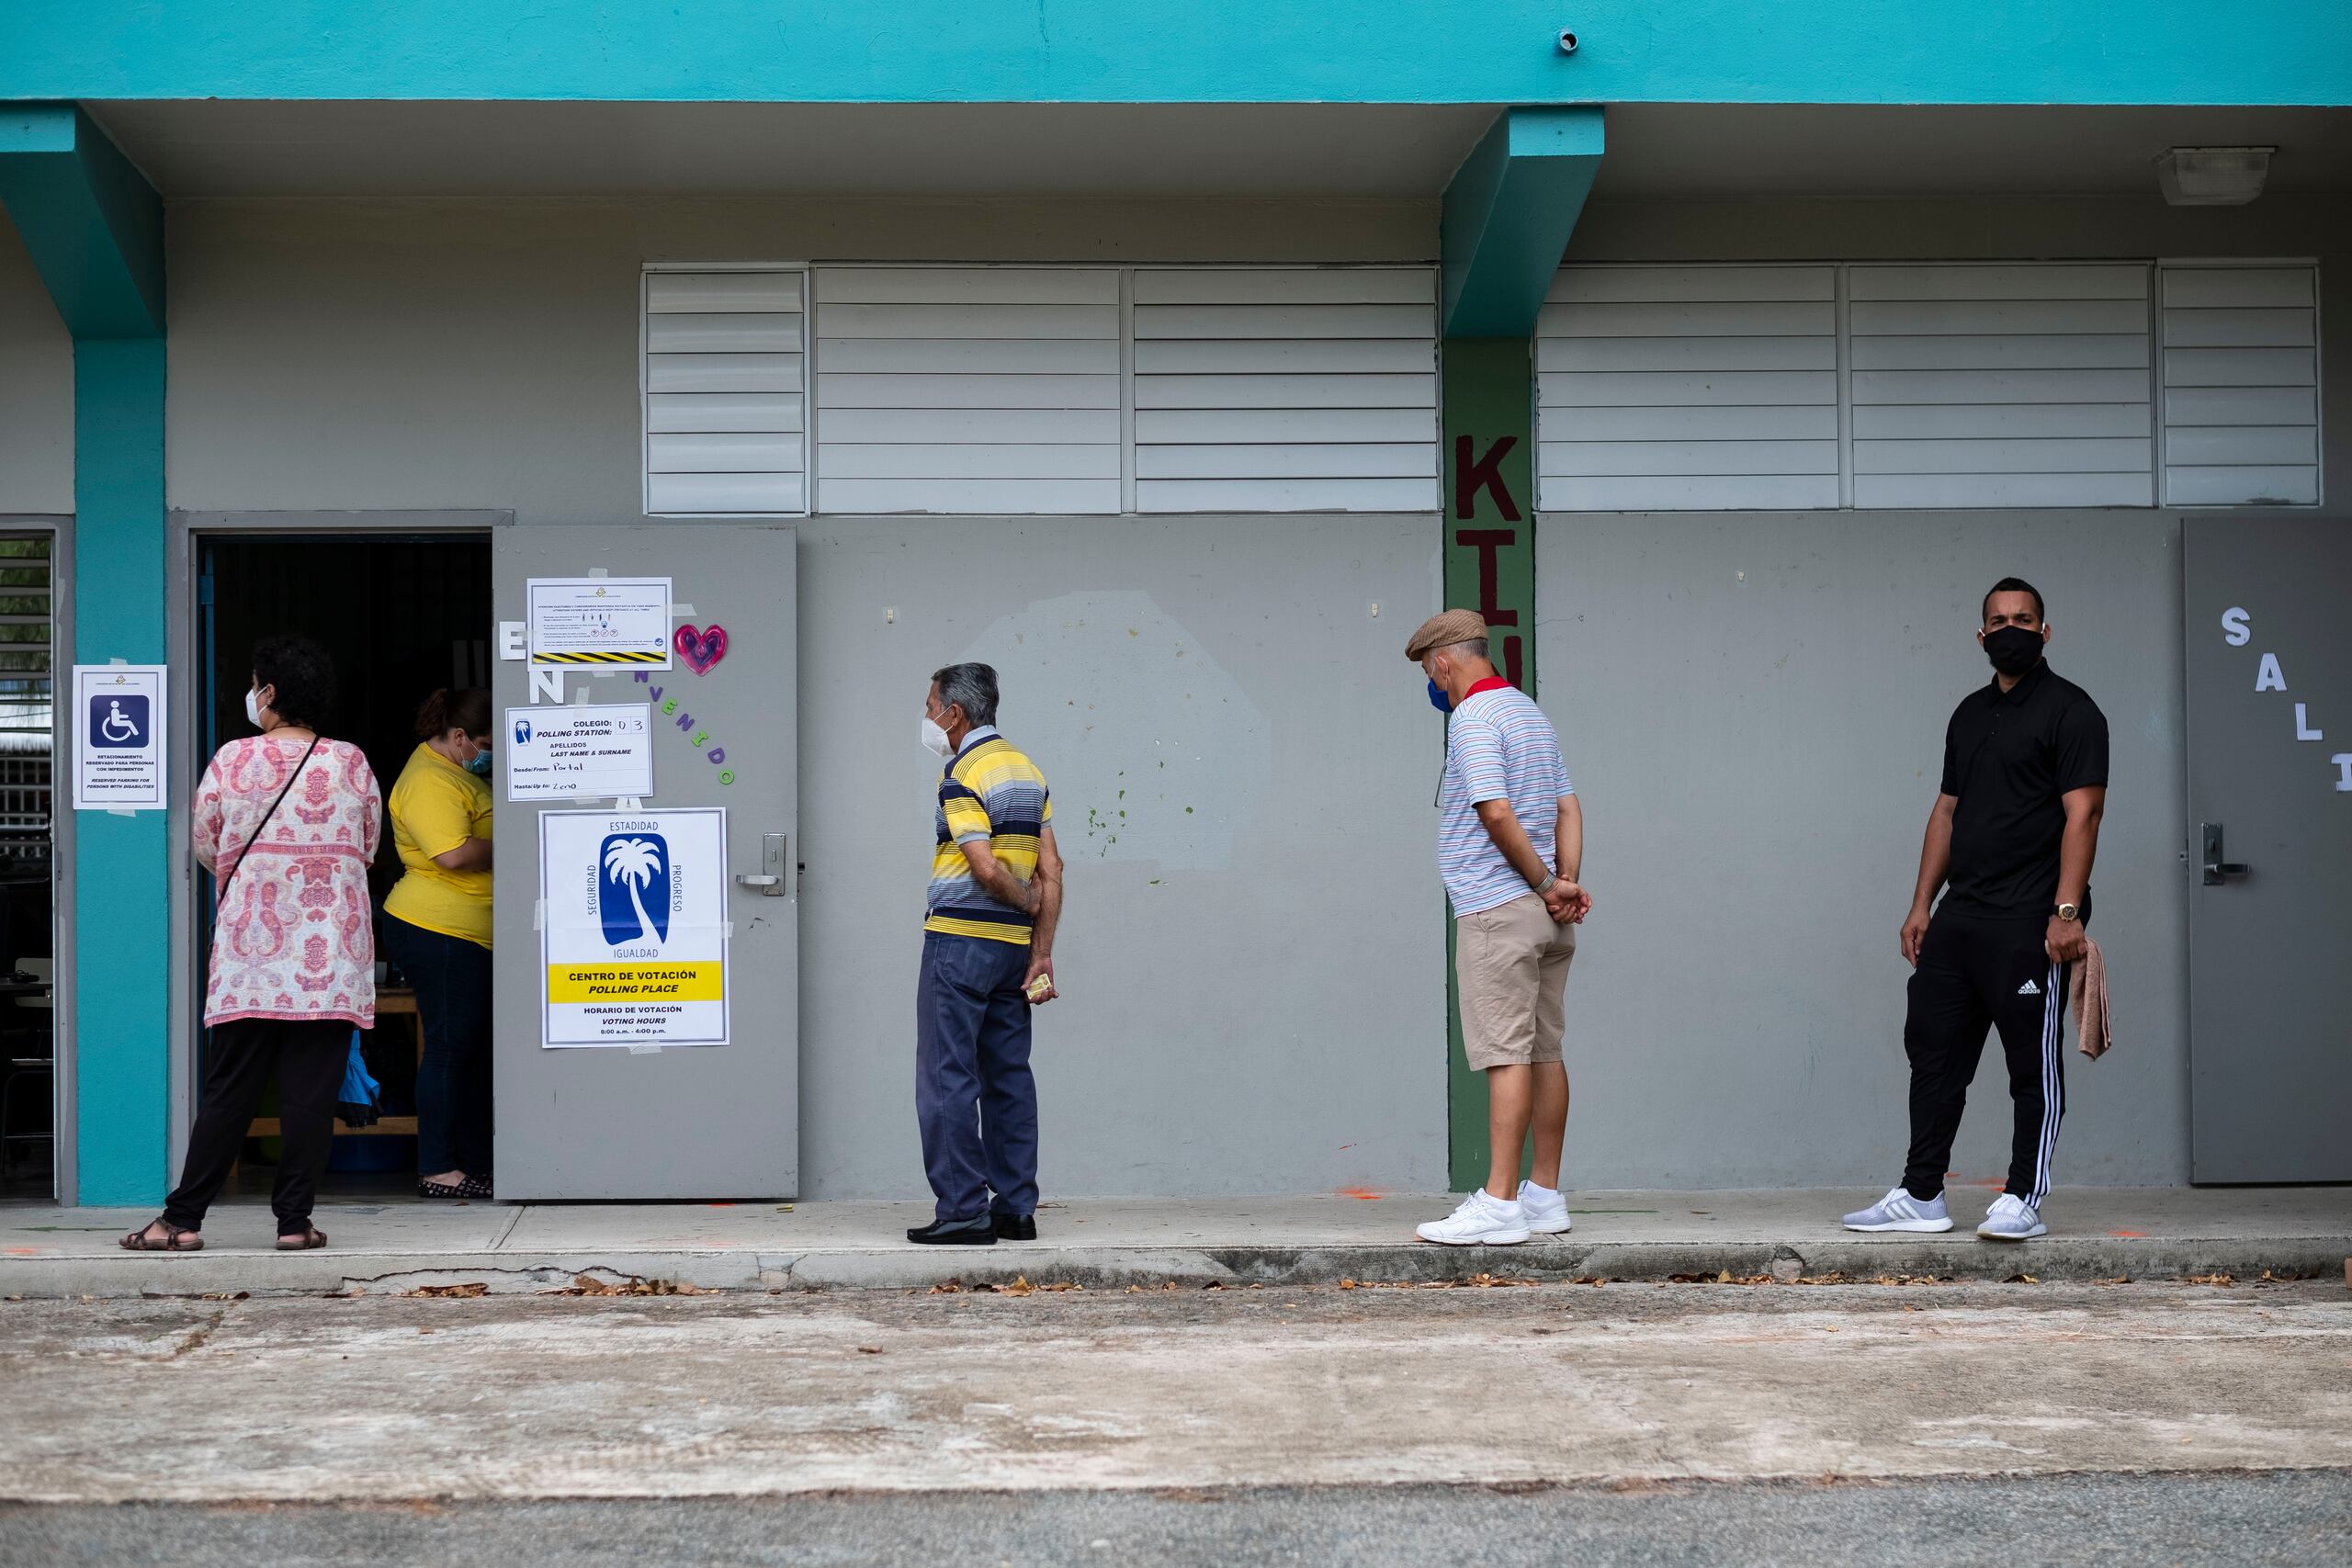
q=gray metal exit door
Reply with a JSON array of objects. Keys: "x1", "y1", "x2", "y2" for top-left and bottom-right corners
[
  {"x1": 491, "y1": 523, "x2": 798, "y2": 1198},
  {"x1": 2184, "y1": 515, "x2": 2351, "y2": 1183}
]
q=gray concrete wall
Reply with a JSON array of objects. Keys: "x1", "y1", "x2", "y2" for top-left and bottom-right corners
[
  {"x1": 158, "y1": 198, "x2": 1448, "y2": 1198},
  {"x1": 1538, "y1": 511, "x2": 2187, "y2": 1186},
  {"x1": 0, "y1": 217, "x2": 73, "y2": 514},
  {"x1": 797, "y1": 515, "x2": 1443, "y2": 1198},
  {"x1": 1538, "y1": 196, "x2": 2351, "y2": 1189}
]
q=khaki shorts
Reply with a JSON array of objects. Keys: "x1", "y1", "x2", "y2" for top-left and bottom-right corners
[{"x1": 1455, "y1": 893, "x2": 1577, "y2": 1071}]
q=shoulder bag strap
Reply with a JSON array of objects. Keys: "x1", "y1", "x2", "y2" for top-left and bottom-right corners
[{"x1": 212, "y1": 736, "x2": 322, "y2": 917}]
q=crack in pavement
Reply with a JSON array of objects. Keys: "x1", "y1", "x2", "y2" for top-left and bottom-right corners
[{"x1": 163, "y1": 1306, "x2": 228, "y2": 1361}]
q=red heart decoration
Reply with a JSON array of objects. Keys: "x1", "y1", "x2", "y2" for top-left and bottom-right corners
[{"x1": 674, "y1": 624, "x2": 729, "y2": 675}]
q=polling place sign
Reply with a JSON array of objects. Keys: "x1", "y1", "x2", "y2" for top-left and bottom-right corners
[{"x1": 538, "y1": 807, "x2": 729, "y2": 1049}]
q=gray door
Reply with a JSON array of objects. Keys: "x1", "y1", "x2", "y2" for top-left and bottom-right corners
[
  {"x1": 2184, "y1": 515, "x2": 2351, "y2": 1183},
  {"x1": 491, "y1": 523, "x2": 798, "y2": 1198}
]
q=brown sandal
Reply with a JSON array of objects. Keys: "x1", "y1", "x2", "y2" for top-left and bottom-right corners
[
  {"x1": 276, "y1": 1226, "x2": 329, "y2": 1251},
  {"x1": 119, "y1": 1219, "x2": 202, "y2": 1252}
]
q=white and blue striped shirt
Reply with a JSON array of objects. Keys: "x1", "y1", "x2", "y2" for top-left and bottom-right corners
[{"x1": 1438, "y1": 683, "x2": 1574, "y2": 917}]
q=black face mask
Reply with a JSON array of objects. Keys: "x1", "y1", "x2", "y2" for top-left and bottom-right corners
[{"x1": 1983, "y1": 625, "x2": 2044, "y2": 677}]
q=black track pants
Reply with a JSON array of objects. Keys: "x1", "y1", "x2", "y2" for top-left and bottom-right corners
[
  {"x1": 1900, "y1": 909, "x2": 2071, "y2": 1208},
  {"x1": 164, "y1": 1017, "x2": 351, "y2": 1235}
]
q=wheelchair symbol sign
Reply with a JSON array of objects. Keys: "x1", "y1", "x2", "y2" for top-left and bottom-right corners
[
  {"x1": 89, "y1": 694, "x2": 149, "y2": 750},
  {"x1": 73, "y1": 664, "x2": 168, "y2": 811}
]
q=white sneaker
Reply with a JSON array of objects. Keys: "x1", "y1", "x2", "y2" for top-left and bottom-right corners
[
  {"x1": 1976, "y1": 1192, "x2": 2047, "y2": 1241},
  {"x1": 1841, "y1": 1185, "x2": 1954, "y2": 1234},
  {"x1": 1517, "y1": 1180, "x2": 1572, "y2": 1235},
  {"x1": 1415, "y1": 1190, "x2": 1532, "y2": 1247}
]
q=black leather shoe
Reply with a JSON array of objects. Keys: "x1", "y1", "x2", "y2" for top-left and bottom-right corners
[
  {"x1": 992, "y1": 1213, "x2": 1036, "y2": 1242},
  {"x1": 906, "y1": 1217, "x2": 996, "y2": 1246}
]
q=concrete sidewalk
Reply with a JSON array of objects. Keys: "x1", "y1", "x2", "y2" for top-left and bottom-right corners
[{"x1": 4, "y1": 1186, "x2": 2345, "y2": 1298}]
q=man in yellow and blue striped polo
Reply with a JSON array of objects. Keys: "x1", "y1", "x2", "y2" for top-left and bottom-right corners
[{"x1": 909, "y1": 661, "x2": 1064, "y2": 1247}]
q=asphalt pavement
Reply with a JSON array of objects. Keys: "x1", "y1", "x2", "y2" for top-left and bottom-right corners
[{"x1": 6, "y1": 1472, "x2": 2348, "y2": 1568}]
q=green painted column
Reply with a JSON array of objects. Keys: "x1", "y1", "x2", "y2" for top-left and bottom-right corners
[
  {"x1": 1440, "y1": 337, "x2": 1537, "y2": 1191},
  {"x1": 0, "y1": 105, "x2": 169, "y2": 1204}
]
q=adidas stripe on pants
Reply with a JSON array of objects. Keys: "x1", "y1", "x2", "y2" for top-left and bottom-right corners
[{"x1": 1899, "y1": 908, "x2": 2072, "y2": 1208}]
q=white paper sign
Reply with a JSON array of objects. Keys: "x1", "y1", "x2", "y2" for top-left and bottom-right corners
[
  {"x1": 72, "y1": 664, "x2": 168, "y2": 810},
  {"x1": 526, "y1": 577, "x2": 673, "y2": 669},
  {"x1": 539, "y1": 807, "x2": 729, "y2": 1049},
  {"x1": 504, "y1": 704, "x2": 654, "y2": 802}
]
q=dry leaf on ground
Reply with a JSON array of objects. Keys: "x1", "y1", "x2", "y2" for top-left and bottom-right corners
[{"x1": 543, "y1": 1274, "x2": 707, "y2": 1297}]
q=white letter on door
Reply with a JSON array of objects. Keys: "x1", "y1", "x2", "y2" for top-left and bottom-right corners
[
  {"x1": 2221, "y1": 606, "x2": 2252, "y2": 646},
  {"x1": 2333, "y1": 754, "x2": 2352, "y2": 793},
  {"x1": 2295, "y1": 703, "x2": 2324, "y2": 741},
  {"x1": 2256, "y1": 653, "x2": 2287, "y2": 693}
]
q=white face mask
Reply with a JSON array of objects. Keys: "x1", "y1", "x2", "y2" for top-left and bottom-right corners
[
  {"x1": 920, "y1": 715, "x2": 954, "y2": 759},
  {"x1": 244, "y1": 687, "x2": 265, "y2": 728}
]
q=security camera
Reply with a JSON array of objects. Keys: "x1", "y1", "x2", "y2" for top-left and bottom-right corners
[{"x1": 1556, "y1": 28, "x2": 1578, "y2": 52}]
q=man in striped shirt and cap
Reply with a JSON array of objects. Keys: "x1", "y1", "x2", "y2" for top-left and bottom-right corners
[
  {"x1": 1408, "y1": 610, "x2": 1592, "y2": 1247},
  {"x1": 908, "y1": 660, "x2": 1064, "y2": 1247}
]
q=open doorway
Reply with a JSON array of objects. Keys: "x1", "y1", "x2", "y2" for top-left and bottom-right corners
[
  {"x1": 196, "y1": 532, "x2": 492, "y2": 1199},
  {"x1": 0, "y1": 533, "x2": 57, "y2": 1200}
]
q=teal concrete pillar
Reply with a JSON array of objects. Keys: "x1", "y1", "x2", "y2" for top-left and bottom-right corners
[
  {"x1": 1441, "y1": 105, "x2": 1604, "y2": 339},
  {"x1": 0, "y1": 105, "x2": 168, "y2": 1205}
]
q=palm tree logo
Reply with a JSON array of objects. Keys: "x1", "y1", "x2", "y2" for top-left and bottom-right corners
[{"x1": 598, "y1": 834, "x2": 671, "y2": 946}]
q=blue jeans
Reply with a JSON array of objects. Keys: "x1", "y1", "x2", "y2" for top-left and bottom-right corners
[
  {"x1": 915, "y1": 931, "x2": 1038, "y2": 1224},
  {"x1": 383, "y1": 917, "x2": 494, "y2": 1177}
]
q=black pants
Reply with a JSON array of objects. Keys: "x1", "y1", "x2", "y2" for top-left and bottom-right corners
[
  {"x1": 1902, "y1": 908, "x2": 2073, "y2": 1209},
  {"x1": 164, "y1": 1017, "x2": 351, "y2": 1235},
  {"x1": 382, "y1": 918, "x2": 494, "y2": 1176}
]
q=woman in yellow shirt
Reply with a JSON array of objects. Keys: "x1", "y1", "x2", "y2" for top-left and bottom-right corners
[{"x1": 381, "y1": 688, "x2": 496, "y2": 1200}]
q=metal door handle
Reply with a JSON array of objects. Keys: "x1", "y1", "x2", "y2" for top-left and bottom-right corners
[
  {"x1": 738, "y1": 831, "x2": 791, "y2": 897},
  {"x1": 2199, "y1": 822, "x2": 2249, "y2": 886}
]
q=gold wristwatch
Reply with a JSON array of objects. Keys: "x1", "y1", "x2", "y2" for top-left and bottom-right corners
[{"x1": 2053, "y1": 902, "x2": 2081, "y2": 922}]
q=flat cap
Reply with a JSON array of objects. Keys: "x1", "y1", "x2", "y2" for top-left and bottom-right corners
[{"x1": 1405, "y1": 608, "x2": 1492, "y2": 662}]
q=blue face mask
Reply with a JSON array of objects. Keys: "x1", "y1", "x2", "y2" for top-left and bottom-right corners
[
  {"x1": 1427, "y1": 680, "x2": 1453, "y2": 715},
  {"x1": 464, "y1": 746, "x2": 492, "y2": 776}
]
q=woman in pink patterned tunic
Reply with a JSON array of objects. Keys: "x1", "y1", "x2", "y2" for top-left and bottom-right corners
[{"x1": 121, "y1": 636, "x2": 380, "y2": 1253}]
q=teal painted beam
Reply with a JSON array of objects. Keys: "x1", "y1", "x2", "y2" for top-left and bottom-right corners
[
  {"x1": 1442, "y1": 107, "x2": 1602, "y2": 339},
  {"x1": 0, "y1": 106, "x2": 164, "y2": 337},
  {"x1": 69, "y1": 339, "x2": 170, "y2": 1205},
  {"x1": 2, "y1": 2, "x2": 2348, "y2": 106},
  {"x1": 1, "y1": 106, "x2": 169, "y2": 1205}
]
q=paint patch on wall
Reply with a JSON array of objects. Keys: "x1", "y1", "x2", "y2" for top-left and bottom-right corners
[{"x1": 959, "y1": 591, "x2": 1269, "y2": 873}]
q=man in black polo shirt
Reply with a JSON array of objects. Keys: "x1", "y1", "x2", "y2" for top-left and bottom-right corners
[{"x1": 1843, "y1": 578, "x2": 2109, "y2": 1242}]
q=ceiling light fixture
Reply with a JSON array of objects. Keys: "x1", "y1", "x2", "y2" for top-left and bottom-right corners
[{"x1": 2154, "y1": 145, "x2": 2275, "y2": 206}]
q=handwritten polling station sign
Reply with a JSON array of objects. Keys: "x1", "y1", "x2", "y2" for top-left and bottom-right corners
[{"x1": 504, "y1": 703, "x2": 654, "y2": 802}]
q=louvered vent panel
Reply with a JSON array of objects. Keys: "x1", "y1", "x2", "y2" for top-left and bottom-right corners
[
  {"x1": 813, "y1": 268, "x2": 1121, "y2": 514},
  {"x1": 1536, "y1": 265, "x2": 1839, "y2": 511},
  {"x1": 643, "y1": 270, "x2": 807, "y2": 515},
  {"x1": 1849, "y1": 265, "x2": 2154, "y2": 510},
  {"x1": 2160, "y1": 265, "x2": 2321, "y2": 506},
  {"x1": 1133, "y1": 269, "x2": 1438, "y2": 513}
]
